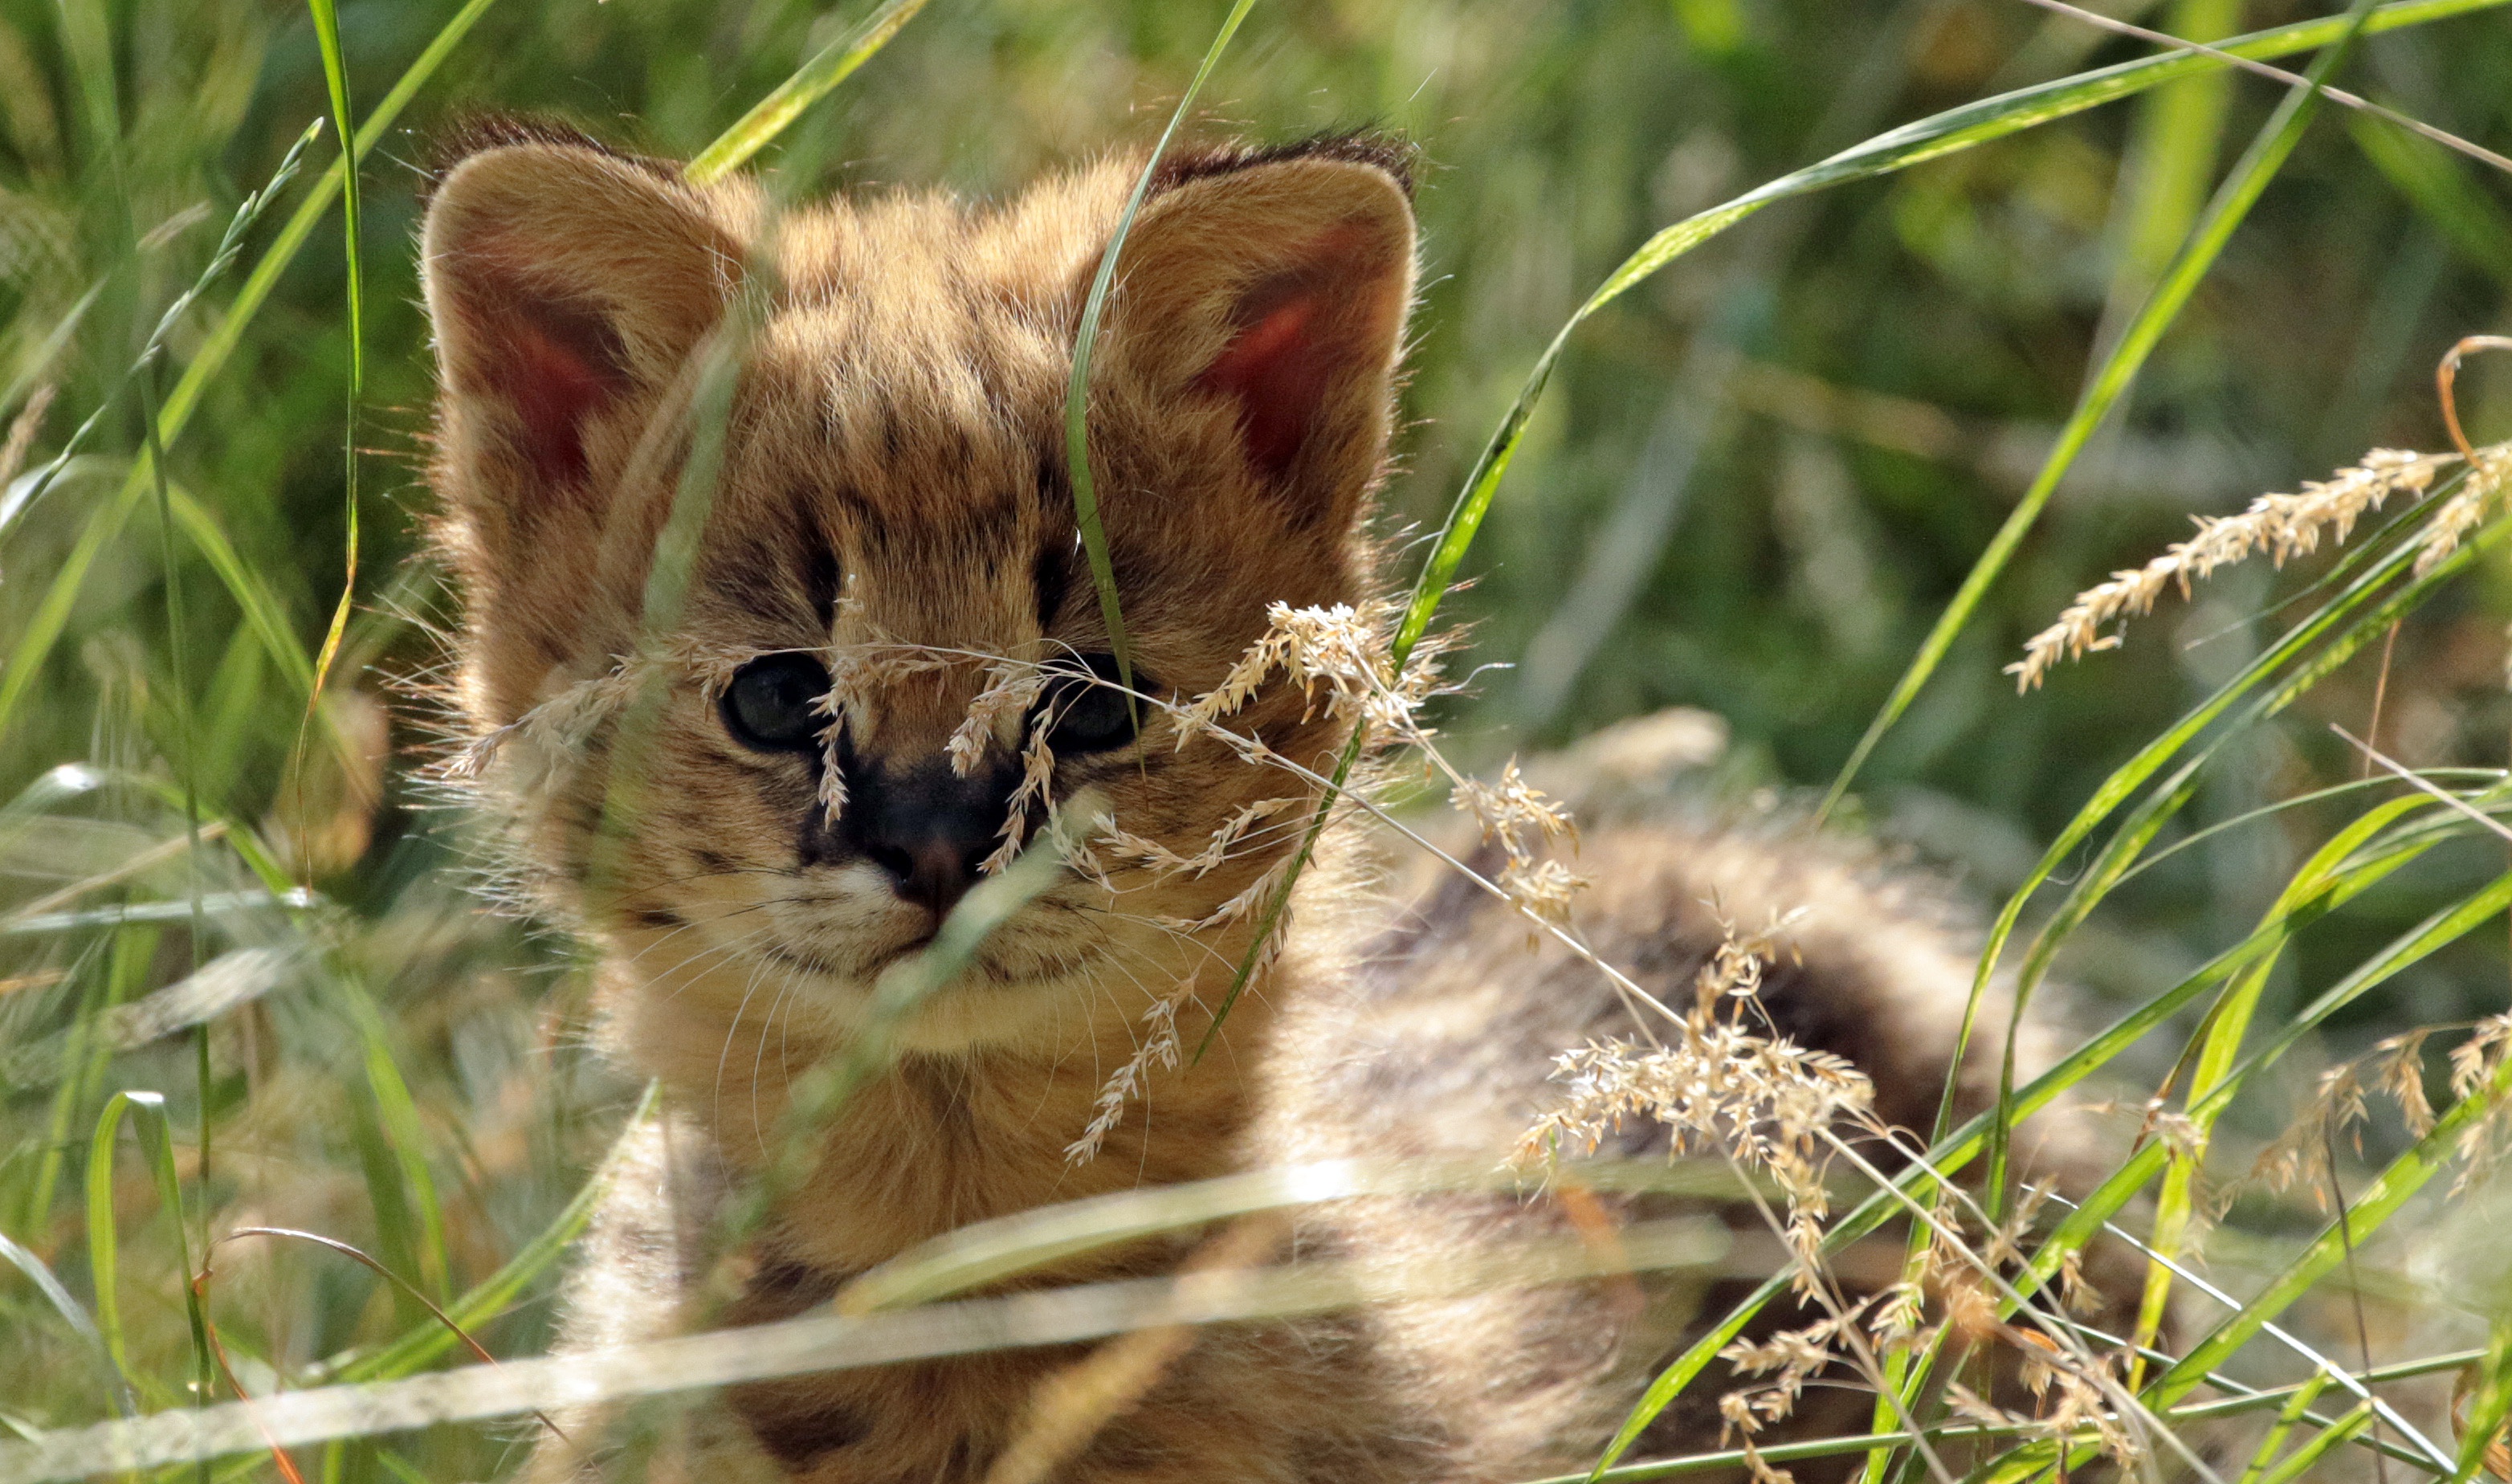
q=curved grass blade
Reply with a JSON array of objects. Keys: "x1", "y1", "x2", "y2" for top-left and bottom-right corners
[
  {"x1": 1838, "y1": 507, "x2": 2502, "y2": 1476},
  {"x1": 341, "y1": 983, "x2": 447, "y2": 1300},
  {"x1": 2453, "y1": 1322, "x2": 2512, "y2": 1483},
  {"x1": 1601, "y1": 500, "x2": 2505, "y2": 1441},
  {"x1": 2123, "y1": 791, "x2": 2445, "y2": 1372},
  {"x1": 1400, "y1": 0, "x2": 2501, "y2": 668},
  {"x1": 2262, "y1": 1404, "x2": 2378, "y2": 1484},
  {"x1": 1208, "y1": 0, "x2": 2510, "y2": 1064},
  {"x1": 200, "y1": 1228, "x2": 566, "y2": 1443},
  {"x1": 1819, "y1": 0, "x2": 2386, "y2": 820},
  {"x1": 842, "y1": 1156, "x2": 1749, "y2": 1313},
  {"x1": 160, "y1": 482, "x2": 316, "y2": 698},
  {"x1": 0, "y1": 1217, "x2": 1730, "y2": 1479},
  {"x1": 1062, "y1": 0, "x2": 1259, "y2": 707},
  {"x1": 0, "y1": 1225, "x2": 129, "y2": 1416},
  {"x1": 1947, "y1": 478, "x2": 2494, "y2": 1226},
  {"x1": 1984, "y1": 1050, "x2": 2512, "y2": 1483},
  {"x1": 683, "y1": 0, "x2": 933, "y2": 185},
  {"x1": 1589, "y1": 768, "x2": 2502, "y2": 1474},
  {"x1": 22, "y1": 929, "x2": 150, "y2": 1240},
  {"x1": 322, "y1": 1082, "x2": 661, "y2": 1385},
  {"x1": 1882, "y1": 797, "x2": 2500, "y2": 1476},
  {"x1": 0, "y1": 0, "x2": 502, "y2": 740},
  {"x1": 84, "y1": 1091, "x2": 205, "y2": 1409},
  {"x1": 306, "y1": 0, "x2": 359, "y2": 405},
  {"x1": 0, "y1": 121, "x2": 315, "y2": 545},
  {"x1": 2117, "y1": 768, "x2": 2505, "y2": 886},
  {"x1": 296, "y1": 0, "x2": 365, "y2": 920},
  {"x1": 2239, "y1": 1370, "x2": 2334, "y2": 1484}
]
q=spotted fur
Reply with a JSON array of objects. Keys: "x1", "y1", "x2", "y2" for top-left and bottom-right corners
[{"x1": 421, "y1": 132, "x2": 2101, "y2": 1483}]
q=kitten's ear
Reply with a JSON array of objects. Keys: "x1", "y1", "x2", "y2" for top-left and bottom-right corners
[
  {"x1": 422, "y1": 141, "x2": 742, "y2": 499},
  {"x1": 1102, "y1": 145, "x2": 1416, "y2": 524}
]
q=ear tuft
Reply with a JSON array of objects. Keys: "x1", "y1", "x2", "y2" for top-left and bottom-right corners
[
  {"x1": 1149, "y1": 130, "x2": 1418, "y2": 200},
  {"x1": 422, "y1": 114, "x2": 676, "y2": 208}
]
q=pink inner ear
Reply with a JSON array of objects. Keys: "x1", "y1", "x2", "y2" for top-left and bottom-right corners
[
  {"x1": 1198, "y1": 287, "x2": 1333, "y2": 479},
  {"x1": 495, "y1": 317, "x2": 616, "y2": 487},
  {"x1": 451, "y1": 246, "x2": 630, "y2": 490}
]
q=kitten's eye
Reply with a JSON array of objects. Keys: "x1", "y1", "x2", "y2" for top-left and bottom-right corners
[
  {"x1": 721, "y1": 654, "x2": 832, "y2": 752},
  {"x1": 1041, "y1": 653, "x2": 1147, "y2": 756}
]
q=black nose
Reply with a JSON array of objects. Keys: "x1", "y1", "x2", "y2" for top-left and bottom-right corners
[{"x1": 807, "y1": 747, "x2": 1018, "y2": 917}]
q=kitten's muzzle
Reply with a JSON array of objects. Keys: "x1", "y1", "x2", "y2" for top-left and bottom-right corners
[{"x1": 805, "y1": 745, "x2": 1021, "y2": 918}]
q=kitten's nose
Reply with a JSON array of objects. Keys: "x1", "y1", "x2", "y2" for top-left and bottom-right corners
[
  {"x1": 814, "y1": 750, "x2": 1016, "y2": 917},
  {"x1": 879, "y1": 838, "x2": 987, "y2": 916}
]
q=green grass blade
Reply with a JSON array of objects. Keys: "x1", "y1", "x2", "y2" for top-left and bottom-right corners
[
  {"x1": 161, "y1": 482, "x2": 316, "y2": 698},
  {"x1": 2125, "y1": 792, "x2": 2437, "y2": 1370},
  {"x1": 343, "y1": 1089, "x2": 425, "y2": 1335},
  {"x1": 1976, "y1": 752, "x2": 2204, "y2": 1190},
  {"x1": 1635, "y1": 495, "x2": 2502, "y2": 1464},
  {"x1": 1819, "y1": 0, "x2": 2384, "y2": 817},
  {"x1": 301, "y1": 0, "x2": 365, "y2": 813},
  {"x1": 2454, "y1": 1322, "x2": 2512, "y2": 1482},
  {"x1": 1062, "y1": 0, "x2": 1258, "y2": 706},
  {"x1": 330, "y1": 1082, "x2": 661, "y2": 1383},
  {"x1": 2351, "y1": 109, "x2": 2512, "y2": 283},
  {"x1": 1590, "y1": 810, "x2": 2482, "y2": 1474},
  {"x1": 1970, "y1": 1048, "x2": 2512, "y2": 1481},
  {"x1": 0, "y1": 124, "x2": 320, "y2": 749},
  {"x1": 0, "y1": 123, "x2": 317, "y2": 543},
  {"x1": 2114, "y1": 768, "x2": 2505, "y2": 886},
  {"x1": 0, "y1": 1225, "x2": 128, "y2": 1415},
  {"x1": 23, "y1": 929, "x2": 152, "y2": 1239},
  {"x1": 2257, "y1": 1405, "x2": 2375, "y2": 1484},
  {"x1": 1943, "y1": 490, "x2": 2494, "y2": 1199},
  {"x1": 341, "y1": 985, "x2": 447, "y2": 1301},
  {"x1": 0, "y1": 476, "x2": 149, "y2": 747},
  {"x1": 2237, "y1": 1370, "x2": 2333, "y2": 1484},
  {"x1": 0, "y1": 0, "x2": 498, "y2": 740},
  {"x1": 683, "y1": 0, "x2": 933, "y2": 185},
  {"x1": 84, "y1": 1090, "x2": 198, "y2": 1404},
  {"x1": 2105, "y1": 0, "x2": 2244, "y2": 310},
  {"x1": 1400, "y1": 0, "x2": 2505, "y2": 672},
  {"x1": 1217, "y1": 0, "x2": 2510, "y2": 1065}
]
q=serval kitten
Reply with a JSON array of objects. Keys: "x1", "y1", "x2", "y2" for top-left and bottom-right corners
[{"x1": 421, "y1": 127, "x2": 2087, "y2": 1483}]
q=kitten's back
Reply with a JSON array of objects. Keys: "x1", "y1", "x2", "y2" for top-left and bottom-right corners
[{"x1": 1254, "y1": 724, "x2": 2090, "y2": 1478}]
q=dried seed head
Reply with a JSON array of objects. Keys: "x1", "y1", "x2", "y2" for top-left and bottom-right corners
[{"x1": 2009, "y1": 446, "x2": 2457, "y2": 691}]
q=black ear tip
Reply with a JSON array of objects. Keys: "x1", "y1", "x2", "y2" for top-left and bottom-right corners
[
  {"x1": 421, "y1": 113, "x2": 680, "y2": 209},
  {"x1": 1149, "y1": 129, "x2": 1421, "y2": 202}
]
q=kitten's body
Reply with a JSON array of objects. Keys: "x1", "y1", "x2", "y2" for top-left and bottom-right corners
[{"x1": 421, "y1": 132, "x2": 2078, "y2": 1482}]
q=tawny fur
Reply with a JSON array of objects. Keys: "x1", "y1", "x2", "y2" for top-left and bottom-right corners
[{"x1": 419, "y1": 131, "x2": 2098, "y2": 1483}]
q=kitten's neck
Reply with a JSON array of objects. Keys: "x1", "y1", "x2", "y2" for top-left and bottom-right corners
[{"x1": 607, "y1": 951, "x2": 1287, "y2": 1279}]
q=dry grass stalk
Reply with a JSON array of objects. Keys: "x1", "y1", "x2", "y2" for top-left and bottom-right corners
[
  {"x1": 2008, "y1": 446, "x2": 2459, "y2": 692},
  {"x1": 0, "y1": 382, "x2": 55, "y2": 491},
  {"x1": 2239, "y1": 1013, "x2": 2512, "y2": 1212},
  {"x1": 1515, "y1": 917, "x2": 2171, "y2": 1480},
  {"x1": 981, "y1": 1215, "x2": 1290, "y2": 1484},
  {"x1": 1517, "y1": 910, "x2": 1870, "y2": 1282}
]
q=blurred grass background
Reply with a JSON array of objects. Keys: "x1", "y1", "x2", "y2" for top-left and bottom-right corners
[{"x1": 5, "y1": 0, "x2": 2512, "y2": 1470}]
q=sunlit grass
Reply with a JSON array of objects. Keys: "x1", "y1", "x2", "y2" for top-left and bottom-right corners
[{"x1": 6, "y1": 1, "x2": 2512, "y2": 1480}]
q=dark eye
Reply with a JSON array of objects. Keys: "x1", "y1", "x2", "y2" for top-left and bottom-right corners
[
  {"x1": 1040, "y1": 653, "x2": 1148, "y2": 755},
  {"x1": 721, "y1": 653, "x2": 832, "y2": 752}
]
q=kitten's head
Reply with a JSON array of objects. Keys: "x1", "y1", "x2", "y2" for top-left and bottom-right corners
[{"x1": 421, "y1": 130, "x2": 1415, "y2": 1056}]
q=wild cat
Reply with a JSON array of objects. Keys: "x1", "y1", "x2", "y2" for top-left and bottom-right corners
[{"x1": 420, "y1": 126, "x2": 2087, "y2": 1482}]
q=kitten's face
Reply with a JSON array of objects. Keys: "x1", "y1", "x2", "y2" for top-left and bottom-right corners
[{"x1": 422, "y1": 137, "x2": 1414, "y2": 1056}]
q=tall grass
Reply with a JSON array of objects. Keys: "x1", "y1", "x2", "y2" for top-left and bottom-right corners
[{"x1": 6, "y1": 2, "x2": 2512, "y2": 1481}]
